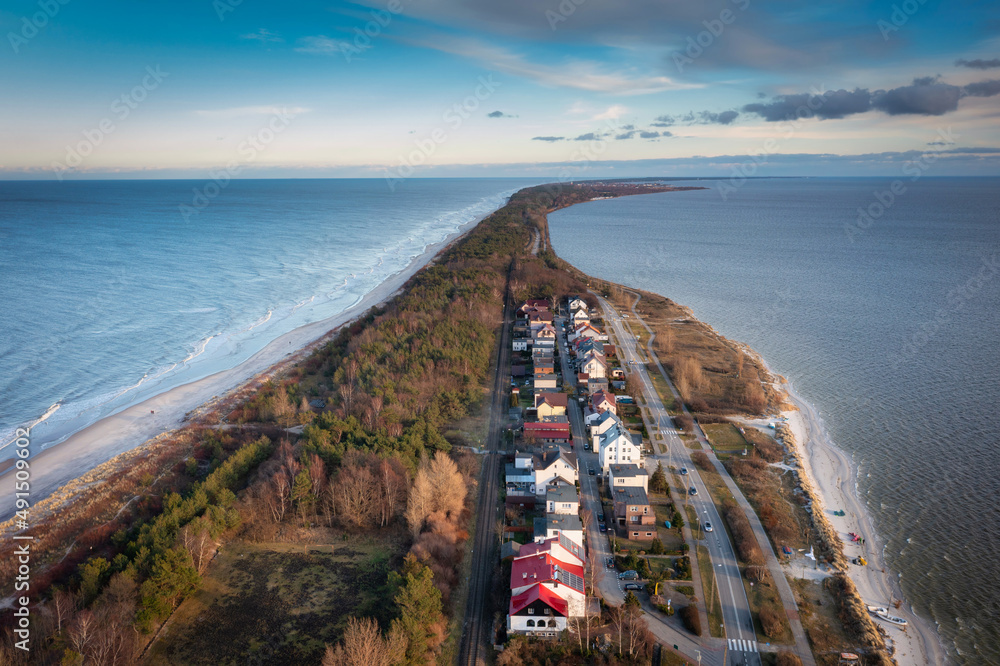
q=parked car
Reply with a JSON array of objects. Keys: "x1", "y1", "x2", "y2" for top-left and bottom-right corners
[
  {"x1": 606, "y1": 557, "x2": 615, "y2": 569},
  {"x1": 599, "y1": 523, "x2": 607, "y2": 532},
  {"x1": 588, "y1": 468, "x2": 596, "y2": 476},
  {"x1": 624, "y1": 583, "x2": 642, "y2": 591},
  {"x1": 597, "y1": 512, "x2": 605, "y2": 521},
  {"x1": 680, "y1": 467, "x2": 688, "y2": 475},
  {"x1": 689, "y1": 487, "x2": 698, "y2": 496},
  {"x1": 704, "y1": 521, "x2": 713, "y2": 532},
  {"x1": 618, "y1": 570, "x2": 638, "y2": 580}
]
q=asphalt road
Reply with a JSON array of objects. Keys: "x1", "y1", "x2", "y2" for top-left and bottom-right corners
[{"x1": 589, "y1": 296, "x2": 763, "y2": 666}]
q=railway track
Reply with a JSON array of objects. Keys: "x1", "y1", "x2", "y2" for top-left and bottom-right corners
[{"x1": 457, "y1": 261, "x2": 515, "y2": 666}]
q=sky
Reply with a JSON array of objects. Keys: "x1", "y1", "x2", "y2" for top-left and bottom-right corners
[{"x1": 1, "y1": 0, "x2": 999, "y2": 179}]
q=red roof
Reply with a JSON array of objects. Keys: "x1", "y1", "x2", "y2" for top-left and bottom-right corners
[
  {"x1": 511, "y1": 552, "x2": 585, "y2": 591},
  {"x1": 592, "y1": 390, "x2": 616, "y2": 407},
  {"x1": 524, "y1": 299, "x2": 551, "y2": 309},
  {"x1": 509, "y1": 584, "x2": 568, "y2": 616}
]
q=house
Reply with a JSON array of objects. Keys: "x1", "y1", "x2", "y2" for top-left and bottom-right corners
[
  {"x1": 534, "y1": 358, "x2": 555, "y2": 375},
  {"x1": 501, "y1": 540, "x2": 522, "y2": 561},
  {"x1": 512, "y1": 338, "x2": 529, "y2": 352},
  {"x1": 545, "y1": 485, "x2": 579, "y2": 515},
  {"x1": 589, "y1": 410, "x2": 622, "y2": 452},
  {"x1": 505, "y1": 452, "x2": 537, "y2": 498},
  {"x1": 523, "y1": 418, "x2": 571, "y2": 444},
  {"x1": 532, "y1": 325, "x2": 557, "y2": 349},
  {"x1": 586, "y1": 378, "x2": 609, "y2": 394},
  {"x1": 580, "y1": 353, "x2": 607, "y2": 379},
  {"x1": 591, "y1": 390, "x2": 617, "y2": 415},
  {"x1": 512, "y1": 364, "x2": 526, "y2": 378},
  {"x1": 575, "y1": 338, "x2": 604, "y2": 357},
  {"x1": 569, "y1": 323, "x2": 603, "y2": 342},
  {"x1": 598, "y1": 422, "x2": 643, "y2": 473},
  {"x1": 528, "y1": 311, "x2": 555, "y2": 330},
  {"x1": 610, "y1": 367, "x2": 625, "y2": 380},
  {"x1": 612, "y1": 486, "x2": 656, "y2": 540},
  {"x1": 570, "y1": 309, "x2": 590, "y2": 327},
  {"x1": 535, "y1": 392, "x2": 568, "y2": 417},
  {"x1": 507, "y1": 536, "x2": 585, "y2": 635},
  {"x1": 534, "y1": 513, "x2": 584, "y2": 549},
  {"x1": 519, "y1": 299, "x2": 551, "y2": 316},
  {"x1": 533, "y1": 374, "x2": 557, "y2": 390},
  {"x1": 568, "y1": 296, "x2": 587, "y2": 313},
  {"x1": 576, "y1": 372, "x2": 590, "y2": 388},
  {"x1": 609, "y1": 464, "x2": 649, "y2": 492},
  {"x1": 531, "y1": 446, "x2": 578, "y2": 496}
]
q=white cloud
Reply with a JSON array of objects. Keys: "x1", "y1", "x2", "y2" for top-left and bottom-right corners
[
  {"x1": 412, "y1": 37, "x2": 697, "y2": 95},
  {"x1": 241, "y1": 28, "x2": 283, "y2": 43},
  {"x1": 194, "y1": 106, "x2": 310, "y2": 119},
  {"x1": 594, "y1": 104, "x2": 628, "y2": 120},
  {"x1": 295, "y1": 35, "x2": 343, "y2": 55}
]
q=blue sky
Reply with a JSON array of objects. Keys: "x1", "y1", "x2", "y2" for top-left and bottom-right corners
[{"x1": 1, "y1": 0, "x2": 999, "y2": 178}]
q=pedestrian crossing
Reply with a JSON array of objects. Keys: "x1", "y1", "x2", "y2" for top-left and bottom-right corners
[{"x1": 728, "y1": 639, "x2": 758, "y2": 653}]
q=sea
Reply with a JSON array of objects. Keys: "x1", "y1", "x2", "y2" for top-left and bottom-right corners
[
  {"x1": 547, "y1": 177, "x2": 1000, "y2": 664},
  {"x1": 0, "y1": 178, "x2": 539, "y2": 464}
]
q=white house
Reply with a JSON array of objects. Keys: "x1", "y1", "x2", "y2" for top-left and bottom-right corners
[
  {"x1": 546, "y1": 485, "x2": 579, "y2": 515},
  {"x1": 598, "y1": 423, "x2": 643, "y2": 475},
  {"x1": 532, "y1": 447, "x2": 578, "y2": 497},
  {"x1": 507, "y1": 536, "x2": 585, "y2": 635},
  {"x1": 512, "y1": 338, "x2": 529, "y2": 352},
  {"x1": 589, "y1": 410, "x2": 622, "y2": 452},
  {"x1": 580, "y1": 353, "x2": 606, "y2": 379},
  {"x1": 608, "y1": 463, "x2": 649, "y2": 492},
  {"x1": 591, "y1": 390, "x2": 616, "y2": 415},
  {"x1": 534, "y1": 513, "x2": 584, "y2": 550},
  {"x1": 570, "y1": 309, "x2": 590, "y2": 327},
  {"x1": 568, "y1": 297, "x2": 587, "y2": 313}
]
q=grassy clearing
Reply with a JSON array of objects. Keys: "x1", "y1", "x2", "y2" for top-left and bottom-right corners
[
  {"x1": 702, "y1": 423, "x2": 750, "y2": 455},
  {"x1": 697, "y1": 545, "x2": 724, "y2": 638},
  {"x1": 146, "y1": 536, "x2": 406, "y2": 665}
]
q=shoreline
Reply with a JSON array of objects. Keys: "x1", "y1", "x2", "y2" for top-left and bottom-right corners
[
  {"x1": 779, "y1": 383, "x2": 946, "y2": 665},
  {"x1": 0, "y1": 204, "x2": 500, "y2": 523}
]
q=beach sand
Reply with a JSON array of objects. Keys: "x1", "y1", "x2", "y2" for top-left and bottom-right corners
[
  {"x1": 781, "y1": 386, "x2": 947, "y2": 665},
  {"x1": 0, "y1": 209, "x2": 495, "y2": 523}
]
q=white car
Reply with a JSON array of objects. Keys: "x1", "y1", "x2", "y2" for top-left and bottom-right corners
[{"x1": 704, "y1": 522, "x2": 713, "y2": 532}]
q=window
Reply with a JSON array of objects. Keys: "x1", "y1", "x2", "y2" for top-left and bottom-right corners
[
  {"x1": 646, "y1": 532, "x2": 653, "y2": 537},
  {"x1": 548, "y1": 619, "x2": 557, "y2": 627},
  {"x1": 526, "y1": 619, "x2": 535, "y2": 627},
  {"x1": 544, "y1": 608, "x2": 551, "y2": 615},
  {"x1": 528, "y1": 609, "x2": 534, "y2": 615}
]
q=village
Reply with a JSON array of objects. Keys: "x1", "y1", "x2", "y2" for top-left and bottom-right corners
[{"x1": 500, "y1": 296, "x2": 692, "y2": 643}]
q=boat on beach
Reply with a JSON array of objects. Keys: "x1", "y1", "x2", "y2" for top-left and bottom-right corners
[{"x1": 866, "y1": 605, "x2": 908, "y2": 627}]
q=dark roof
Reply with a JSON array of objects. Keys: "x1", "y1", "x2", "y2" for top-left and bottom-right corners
[
  {"x1": 609, "y1": 463, "x2": 648, "y2": 478},
  {"x1": 613, "y1": 486, "x2": 650, "y2": 505}
]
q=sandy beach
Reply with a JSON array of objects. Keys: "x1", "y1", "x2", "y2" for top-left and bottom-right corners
[
  {"x1": 0, "y1": 207, "x2": 497, "y2": 523},
  {"x1": 780, "y1": 385, "x2": 947, "y2": 665}
]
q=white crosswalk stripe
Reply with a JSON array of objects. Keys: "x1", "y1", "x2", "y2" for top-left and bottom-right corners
[{"x1": 728, "y1": 639, "x2": 759, "y2": 653}]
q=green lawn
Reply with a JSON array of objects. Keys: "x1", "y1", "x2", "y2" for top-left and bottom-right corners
[{"x1": 702, "y1": 423, "x2": 750, "y2": 455}]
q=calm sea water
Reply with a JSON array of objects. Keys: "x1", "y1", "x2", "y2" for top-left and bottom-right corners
[
  {"x1": 548, "y1": 178, "x2": 1000, "y2": 664},
  {"x1": 0, "y1": 178, "x2": 538, "y2": 458}
]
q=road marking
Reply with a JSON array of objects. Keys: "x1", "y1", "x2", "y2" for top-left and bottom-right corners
[{"x1": 728, "y1": 639, "x2": 759, "y2": 653}]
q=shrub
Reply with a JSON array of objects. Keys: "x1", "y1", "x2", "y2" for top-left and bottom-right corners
[
  {"x1": 656, "y1": 603, "x2": 675, "y2": 616},
  {"x1": 776, "y1": 652, "x2": 803, "y2": 666},
  {"x1": 759, "y1": 603, "x2": 786, "y2": 639},
  {"x1": 691, "y1": 451, "x2": 712, "y2": 471},
  {"x1": 680, "y1": 604, "x2": 702, "y2": 636}
]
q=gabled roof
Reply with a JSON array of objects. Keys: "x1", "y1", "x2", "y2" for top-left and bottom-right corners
[
  {"x1": 532, "y1": 447, "x2": 576, "y2": 470},
  {"x1": 511, "y1": 551, "x2": 585, "y2": 591},
  {"x1": 592, "y1": 390, "x2": 616, "y2": 407},
  {"x1": 509, "y1": 584, "x2": 568, "y2": 617},
  {"x1": 595, "y1": 410, "x2": 622, "y2": 428},
  {"x1": 519, "y1": 535, "x2": 585, "y2": 563},
  {"x1": 535, "y1": 392, "x2": 568, "y2": 409},
  {"x1": 599, "y1": 422, "x2": 632, "y2": 449}
]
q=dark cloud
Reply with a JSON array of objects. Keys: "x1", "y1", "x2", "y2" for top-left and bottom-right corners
[
  {"x1": 532, "y1": 136, "x2": 564, "y2": 142},
  {"x1": 574, "y1": 132, "x2": 600, "y2": 141},
  {"x1": 651, "y1": 115, "x2": 676, "y2": 127},
  {"x1": 956, "y1": 58, "x2": 1000, "y2": 70},
  {"x1": 639, "y1": 131, "x2": 661, "y2": 139},
  {"x1": 963, "y1": 79, "x2": 1000, "y2": 97},
  {"x1": 615, "y1": 131, "x2": 637, "y2": 140},
  {"x1": 621, "y1": 124, "x2": 635, "y2": 130},
  {"x1": 487, "y1": 110, "x2": 517, "y2": 118},
  {"x1": 871, "y1": 80, "x2": 963, "y2": 115},
  {"x1": 743, "y1": 88, "x2": 873, "y2": 121},
  {"x1": 699, "y1": 110, "x2": 740, "y2": 125},
  {"x1": 651, "y1": 110, "x2": 738, "y2": 126}
]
